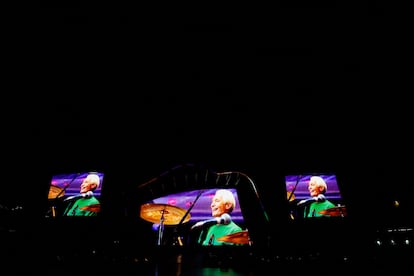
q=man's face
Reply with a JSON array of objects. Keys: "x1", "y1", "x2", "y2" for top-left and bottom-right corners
[
  {"x1": 308, "y1": 180, "x2": 321, "y2": 197},
  {"x1": 210, "y1": 194, "x2": 228, "y2": 217},
  {"x1": 80, "y1": 176, "x2": 97, "y2": 193}
]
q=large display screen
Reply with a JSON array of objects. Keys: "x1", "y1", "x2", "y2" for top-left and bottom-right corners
[
  {"x1": 140, "y1": 188, "x2": 251, "y2": 247},
  {"x1": 47, "y1": 171, "x2": 104, "y2": 217},
  {"x1": 285, "y1": 173, "x2": 347, "y2": 220}
]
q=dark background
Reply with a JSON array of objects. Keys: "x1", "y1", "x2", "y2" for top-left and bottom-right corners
[
  {"x1": 5, "y1": 1, "x2": 411, "y2": 219},
  {"x1": 1, "y1": 2, "x2": 412, "y2": 274}
]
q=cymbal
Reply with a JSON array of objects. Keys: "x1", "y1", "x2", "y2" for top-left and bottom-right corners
[
  {"x1": 48, "y1": 186, "x2": 65, "y2": 199},
  {"x1": 217, "y1": 230, "x2": 250, "y2": 245},
  {"x1": 140, "y1": 203, "x2": 190, "y2": 225},
  {"x1": 79, "y1": 204, "x2": 101, "y2": 212},
  {"x1": 318, "y1": 206, "x2": 347, "y2": 216},
  {"x1": 287, "y1": 191, "x2": 295, "y2": 202}
]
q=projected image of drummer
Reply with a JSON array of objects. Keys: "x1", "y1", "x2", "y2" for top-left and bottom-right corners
[
  {"x1": 139, "y1": 188, "x2": 250, "y2": 246},
  {"x1": 285, "y1": 173, "x2": 347, "y2": 220},
  {"x1": 47, "y1": 172, "x2": 104, "y2": 217}
]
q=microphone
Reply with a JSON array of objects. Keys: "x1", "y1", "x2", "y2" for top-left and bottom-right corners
[
  {"x1": 64, "y1": 191, "x2": 93, "y2": 201},
  {"x1": 297, "y1": 194, "x2": 326, "y2": 206},
  {"x1": 191, "y1": 213, "x2": 231, "y2": 230}
]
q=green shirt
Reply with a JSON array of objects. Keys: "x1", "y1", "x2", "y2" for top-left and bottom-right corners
[
  {"x1": 64, "y1": 197, "x2": 100, "y2": 216},
  {"x1": 199, "y1": 221, "x2": 243, "y2": 246},
  {"x1": 304, "y1": 200, "x2": 336, "y2": 218}
]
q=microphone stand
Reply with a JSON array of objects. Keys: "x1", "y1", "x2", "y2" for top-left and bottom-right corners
[
  {"x1": 49, "y1": 174, "x2": 78, "y2": 217},
  {"x1": 288, "y1": 175, "x2": 301, "y2": 220},
  {"x1": 157, "y1": 207, "x2": 166, "y2": 246},
  {"x1": 172, "y1": 189, "x2": 205, "y2": 247}
]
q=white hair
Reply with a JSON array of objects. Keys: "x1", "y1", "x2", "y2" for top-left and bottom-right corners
[{"x1": 215, "y1": 189, "x2": 236, "y2": 211}]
